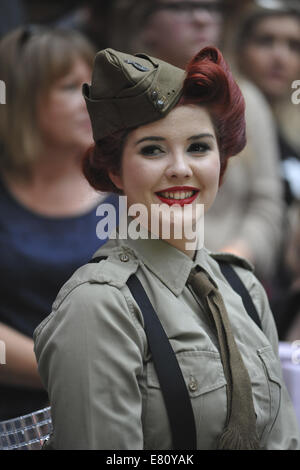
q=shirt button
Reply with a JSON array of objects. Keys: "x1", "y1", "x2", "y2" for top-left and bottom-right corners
[
  {"x1": 119, "y1": 253, "x2": 129, "y2": 262},
  {"x1": 188, "y1": 376, "x2": 198, "y2": 392}
]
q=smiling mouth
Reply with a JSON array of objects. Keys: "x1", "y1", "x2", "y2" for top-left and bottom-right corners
[{"x1": 155, "y1": 190, "x2": 199, "y2": 206}]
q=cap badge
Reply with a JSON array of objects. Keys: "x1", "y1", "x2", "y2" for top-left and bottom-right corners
[{"x1": 124, "y1": 59, "x2": 149, "y2": 72}]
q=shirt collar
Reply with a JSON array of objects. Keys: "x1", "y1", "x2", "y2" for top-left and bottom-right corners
[{"x1": 113, "y1": 216, "x2": 212, "y2": 296}]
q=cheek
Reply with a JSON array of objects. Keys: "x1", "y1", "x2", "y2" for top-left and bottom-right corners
[
  {"x1": 40, "y1": 102, "x2": 67, "y2": 129},
  {"x1": 120, "y1": 158, "x2": 149, "y2": 194},
  {"x1": 244, "y1": 47, "x2": 267, "y2": 74},
  {"x1": 203, "y1": 157, "x2": 221, "y2": 185},
  {"x1": 287, "y1": 56, "x2": 300, "y2": 77}
]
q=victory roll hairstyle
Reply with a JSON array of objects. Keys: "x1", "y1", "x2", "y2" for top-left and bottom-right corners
[{"x1": 83, "y1": 47, "x2": 246, "y2": 192}]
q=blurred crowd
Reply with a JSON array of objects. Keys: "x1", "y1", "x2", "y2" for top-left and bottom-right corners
[{"x1": 0, "y1": 0, "x2": 299, "y2": 420}]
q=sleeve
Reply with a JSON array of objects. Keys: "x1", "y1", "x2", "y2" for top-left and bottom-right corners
[
  {"x1": 231, "y1": 81, "x2": 284, "y2": 278},
  {"x1": 239, "y1": 269, "x2": 300, "y2": 449},
  {"x1": 34, "y1": 282, "x2": 145, "y2": 450}
]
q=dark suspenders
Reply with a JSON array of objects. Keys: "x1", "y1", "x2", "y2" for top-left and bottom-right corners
[
  {"x1": 89, "y1": 256, "x2": 262, "y2": 449},
  {"x1": 217, "y1": 261, "x2": 262, "y2": 331},
  {"x1": 127, "y1": 275, "x2": 197, "y2": 450}
]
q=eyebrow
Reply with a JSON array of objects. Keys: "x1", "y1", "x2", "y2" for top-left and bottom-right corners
[
  {"x1": 135, "y1": 133, "x2": 215, "y2": 145},
  {"x1": 135, "y1": 136, "x2": 165, "y2": 145},
  {"x1": 188, "y1": 133, "x2": 215, "y2": 141}
]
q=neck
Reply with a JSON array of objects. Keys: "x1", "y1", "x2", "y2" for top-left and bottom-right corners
[
  {"x1": 265, "y1": 92, "x2": 288, "y2": 109},
  {"x1": 2, "y1": 144, "x2": 101, "y2": 217},
  {"x1": 163, "y1": 237, "x2": 196, "y2": 259},
  {"x1": 148, "y1": 217, "x2": 200, "y2": 259}
]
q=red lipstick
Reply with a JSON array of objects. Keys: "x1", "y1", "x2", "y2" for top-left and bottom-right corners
[{"x1": 155, "y1": 186, "x2": 199, "y2": 207}]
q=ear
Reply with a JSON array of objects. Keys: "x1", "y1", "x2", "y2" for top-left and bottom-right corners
[{"x1": 108, "y1": 169, "x2": 124, "y2": 191}]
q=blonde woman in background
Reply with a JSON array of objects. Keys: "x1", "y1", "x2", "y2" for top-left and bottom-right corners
[{"x1": 0, "y1": 26, "x2": 118, "y2": 421}]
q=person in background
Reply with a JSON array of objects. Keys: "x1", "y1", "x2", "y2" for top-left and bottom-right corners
[
  {"x1": 277, "y1": 201, "x2": 300, "y2": 341},
  {"x1": 236, "y1": 0, "x2": 300, "y2": 207},
  {"x1": 0, "y1": 26, "x2": 118, "y2": 420},
  {"x1": 109, "y1": 0, "x2": 284, "y2": 282},
  {"x1": 23, "y1": 0, "x2": 118, "y2": 51},
  {"x1": 233, "y1": 1, "x2": 300, "y2": 337}
]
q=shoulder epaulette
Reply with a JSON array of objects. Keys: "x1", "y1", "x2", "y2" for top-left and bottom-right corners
[
  {"x1": 210, "y1": 252, "x2": 254, "y2": 272},
  {"x1": 209, "y1": 253, "x2": 261, "y2": 331}
]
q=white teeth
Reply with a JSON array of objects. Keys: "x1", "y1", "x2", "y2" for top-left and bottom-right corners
[{"x1": 159, "y1": 191, "x2": 195, "y2": 199}]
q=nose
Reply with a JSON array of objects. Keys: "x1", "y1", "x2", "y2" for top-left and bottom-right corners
[{"x1": 165, "y1": 152, "x2": 193, "y2": 180}]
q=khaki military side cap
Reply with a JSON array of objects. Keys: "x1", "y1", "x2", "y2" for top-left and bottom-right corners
[{"x1": 82, "y1": 48, "x2": 185, "y2": 142}]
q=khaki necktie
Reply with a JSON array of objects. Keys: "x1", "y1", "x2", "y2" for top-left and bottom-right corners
[{"x1": 188, "y1": 267, "x2": 260, "y2": 450}]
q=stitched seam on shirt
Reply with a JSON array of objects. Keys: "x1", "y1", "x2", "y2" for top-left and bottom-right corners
[
  {"x1": 52, "y1": 281, "x2": 94, "y2": 311},
  {"x1": 34, "y1": 310, "x2": 57, "y2": 337},
  {"x1": 35, "y1": 280, "x2": 107, "y2": 336},
  {"x1": 122, "y1": 286, "x2": 147, "y2": 360}
]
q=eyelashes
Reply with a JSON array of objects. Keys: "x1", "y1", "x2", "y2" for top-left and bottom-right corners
[
  {"x1": 139, "y1": 145, "x2": 163, "y2": 157},
  {"x1": 188, "y1": 142, "x2": 211, "y2": 153},
  {"x1": 139, "y1": 142, "x2": 212, "y2": 157},
  {"x1": 252, "y1": 35, "x2": 300, "y2": 54}
]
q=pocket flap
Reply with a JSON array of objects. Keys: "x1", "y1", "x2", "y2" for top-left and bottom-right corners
[
  {"x1": 147, "y1": 349, "x2": 227, "y2": 397},
  {"x1": 257, "y1": 346, "x2": 282, "y2": 386}
]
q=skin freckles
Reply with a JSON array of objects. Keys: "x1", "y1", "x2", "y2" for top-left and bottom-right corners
[{"x1": 109, "y1": 104, "x2": 220, "y2": 255}]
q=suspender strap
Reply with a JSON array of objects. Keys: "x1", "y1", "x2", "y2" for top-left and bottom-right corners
[
  {"x1": 89, "y1": 256, "x2": 197, "y2": 449},
  {"x1": 217, "y1": 260, "x2": 262, "y2": 331},
  {"x1": 88, "y1": 255, "x2": 261, "y2": 448},
  {"x1": 126, "y1": 274, "x2": 197, "y2": 450}
]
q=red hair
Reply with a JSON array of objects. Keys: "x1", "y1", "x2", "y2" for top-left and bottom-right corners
[
  {"x1": 82, "y1": 47, "x2": 246, "y2": 191},
  {"x1": 180, "y1": 47, "x2": 246, "y2": 183}
]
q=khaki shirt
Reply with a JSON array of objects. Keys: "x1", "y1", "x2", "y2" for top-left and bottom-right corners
[{"x1": 34, "y1": 231, "x2": 300, "y2": 450}]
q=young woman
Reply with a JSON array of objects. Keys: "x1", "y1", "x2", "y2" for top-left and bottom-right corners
[
  {"x1": 34, "y1": 47, "x2": 300, "y2": 450},
  {"x1": 236, "y1": 1, "x2": 300, "y2": 205},
  {"x1": 0, "y1": 27, "x2": 118, "y2": 422},
  {"x1": 109, "y1": 0, "x2": 284, "y2": 282}
]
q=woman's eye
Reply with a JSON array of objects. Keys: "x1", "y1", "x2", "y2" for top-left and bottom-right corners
[
  {"x1": 140, "y1": 145, "x2": 163, "y2": 157},
  {"x1": 253, "y1": 35, "x2": 274, "y2": 48},
  {"x1": 59, "y1": 82, "x2": 79, "y2": 91},
  {"x1": 289, "y1": 39, "x2": 300, "y2": 54},
  {"x1": 188, "y1": 142, "x2": 210, "y2": 154}
]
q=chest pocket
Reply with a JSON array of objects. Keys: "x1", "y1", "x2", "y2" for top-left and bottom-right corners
[
  {"x1": 143, "y1": 350, "x2": 227, "y2": 450},
  {"x1": 254, "y1": 346, "x2": 282, "y2": 447}
]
